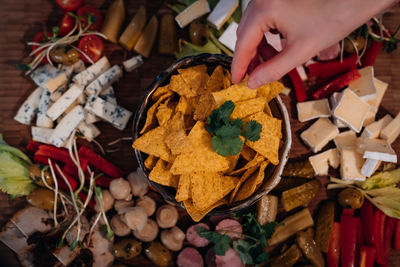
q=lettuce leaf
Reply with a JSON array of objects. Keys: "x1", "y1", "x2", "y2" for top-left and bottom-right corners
[
  {"x1": 175, "y1": 39, "x2": 221, "y2": 59},
  {"x1": 359, "y1": 168, "x2": 400, "y2": 190}
]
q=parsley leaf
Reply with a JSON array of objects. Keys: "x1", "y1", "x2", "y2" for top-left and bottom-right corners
[
  {"x1": 211, "y1": 135, "x2": 243, "y2": 157},
  {"x1": 242, "y1": 120, "x2": 262, "y2": 142},
  {"x1": 197, "y1": 227, "x2": 232, "y2": 255},
  {"x1": 215, "y1": 124, "x2": 241, "y2": 138},
  {"x1": 232, "y1": 239, "x2": 255, "y2": 265},
  {"x1": 206, "y1": 100, "x2": 235, "y2": 134}
]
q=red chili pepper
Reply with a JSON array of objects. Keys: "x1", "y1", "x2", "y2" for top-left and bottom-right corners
[
  {"x1": 380, "y1": 217, "x2": 395, "y2": 267},
  {"x1": 312, "y1": 69, "x2": 361, "y2": 100},
  {"x1": 78, "y1": 146, "x2": 123, "y2": 178},
  {"x1": 78, "y1": 192, "x2": 95, "y2": 209},
  {"x1": 288, "y1": 68, "x2": 308, "y2": 102},
  {"x1": 394, "y1": 219, "x2": 400, "y2": 250},
  {"x1": 57, "y1": 165, "x2": 78, "y2": 191},
  {"x1": 63, "y1": 159, "x2": 89, "y2": 178},
  {"x1": 361, "y1": 40, "x2": 384, "y2": 67},
  {"x1": 359, "y1": 246, "x2": 376, "y2": 267},
  {"x1": 308, "y1": 54, "x2": 358, "y2": 78},
  {"x1": 33, "y1": 154, "x2": 50, "y2": 165},
  {"x1": 373, "y1": 209, "x2": 386, "y2": 265},
  {"x1": 340, "y1": 211, "x2": 358, "y2": 267},
  {"x1": 355, "y1": 217, "x2": 363, "y2": 266},
  {"x1": 327, "y1": 222, "x2": 340, "y2": 267},
  {"x1": 342, "y1": 208, "x2": 355, "y2": 216},
  {"x1": 27, "y1": 140, "x2": 41, "y2": 153},
  {"x1": 35, "y1": 145, "x2": 73, "y2": 165},
  {"x1": 361, "y1": 200, "x2": 375, "y2": 245}
]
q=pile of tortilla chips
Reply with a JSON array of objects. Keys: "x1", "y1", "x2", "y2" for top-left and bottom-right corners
[{"x1": 133, "y1": 65, "x2": 283, "y2": 222}]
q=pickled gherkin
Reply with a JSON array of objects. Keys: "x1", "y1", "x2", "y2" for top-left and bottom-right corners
[
  {"x1": 281, "y1": 179, "x2": 321, "y2": 211},
  {"x1": 270, "y1": 244, "x2": 301, "y2": 267},
  {"x1": 282, "y1": 159, "x2": 314, "y2": 178},
  {"x1": 315, "y1": 201, "x2": 335, "y2": 253}
]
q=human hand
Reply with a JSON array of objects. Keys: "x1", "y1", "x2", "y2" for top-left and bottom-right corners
[{"x1": 232, "y1": 0, "x2": 398, "y2": 89}]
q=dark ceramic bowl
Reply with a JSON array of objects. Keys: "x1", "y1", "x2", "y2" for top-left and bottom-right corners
[{"x1": 132, "y1": 53, "x2": 292, "y2": 215}]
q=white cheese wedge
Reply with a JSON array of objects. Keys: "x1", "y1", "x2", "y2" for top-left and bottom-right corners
[
  {"x1": 329, "y1": 92, "x2": 348, "y2": 128},
  {"x1": 300, "y1": 118, "x2": 339, "y2": 153},
  {"x1": 348, "y1": 66, "x2": 377, "y2": 101},
  {"x1": 218, "y1": 22, "x2": 238, "y2": 52},
  {"x1": 60, "y1": 60, "x2": 85, "y2": 80},
  {"x1": 49, "y1": 105, "x2": 85, "y2": 147},
  {"x1": 367, "y1": 78, "x2": 388, "y2": 109},
  {"x1": 123, "y1": 55, "x2": 143, "y2": 72},
  {"x1": 36, "y1": 88, "x2": 53, "y2": 128},
  {"x1": 333, "y1": 130, "x2": 357, "y2": 150},
  {"x1": 296, "y1": 98, "x2": 330, "y2": 122},
  {"x1": 361, "y1": 158, "x2": 381, "y2": 177},
  {"x1": 340, "y1": 149, "x2": 365, "y2": 181},
  {"x1": 99, "y1": 86, "x2": 117, "y2": 105},
  {"x1": 77, "y1": 122, "x2": 101, "y2": 142},
  {"x1": 362, "y1": 107, "x2": 376, "y2": 127},
  {"x1": 357, "y1": 138, "x2": 397, "y2": 163},
  {"x1": 84, "y1": 96, "x2": 132, "y2": 130},
  {"x1": 72, "y1": 56, "x2": 111, "y2": 87},
  {"x1": 264, "y1": 31, "x2": 282, "y2": 52},
  {"x1": 175, "y1": 0, "x2": 211, "y2": 28},
  {"x1": 242, "y1": 0, "x2": 251, "y2": 12},
  {"x1": 14, "y1": 87, "x2": 41, "y2": 125},
  {"x1": 30, "y1": 64, "x2": 68, "y2": 93},
  {"x1": 362, "y1": 114, "x2": 393, "y2": 139},
  {"x1": 31, "y1": 126, "x2": 54, "y2": 145},
  {"x1": 85, "y1": 113, "x2": 101, "y2": 124},
  {"x1": 85, "y1": 65, "x2": 123, "y2": 96},
  {"x1": 46, "y1": 84, "x2": 84, "y2": 121},
  {"x1": 380, "y1": 112, "x2": 400, "y2": 144},
  {"x1": 309, "y1": 148, "x2": 340, "y2": 176},
  {"x1": 332, "y1": 88, "x2": 370, "y2": 133},
  {"x1": 207, "y1": 0, "x2": 239, "y2": 30}
]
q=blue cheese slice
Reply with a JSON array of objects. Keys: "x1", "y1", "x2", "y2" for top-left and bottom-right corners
[
  {"x1": 309, "y1": 148, "x2": 340, "y2": 176},
  {"x1": 31, "y1": 126, "x2": 54, "y2": 145},
  {"x1": 300, "y1": 118, "x2": 339, "y2": 153},
  {"x1": 50, "y1": 87, "x2": 66, "y2": 102},
  {"x1": 348, "y1": 66, "x2": 377, "y2": 101},
  {"x1": 14, "y1": 87, "x2": 41, "y2": 125},
  {"x1": 340, "y1": 149, "x2": 365, "y2": 181},
  {"x1": 333, "y1": 130, "x2": 357, "y2": 151},
  {"x1": 72, "y1": 56, "x2": 111, "y2": 87},
  {"x1": 60, "y1": 60, "x2": 85, "y2": 80},
  {"x1": 36, "y1": 88, "x2": 53, "y2": 128},
  {"x1": 84, "y1": 96, "x2": 132, "y2": 130},
  {"x1": 99, "y1": 86, "x2": 117, "y2": 104},
  {"x1": 361, "y1": 159, "x2": 381, "y2": 177},
  {"x1": 123, "y1": 55, "x2": 143, "y2": 72},
  {"x1": 46, "y1": 84, "x2": 84, "y2": 121},
  {"x1": 207, "y1": 0, "x2": 239, "y2": 30},
  {"x1": 77, "y1": 121, "x2": 100, "y2": 142},
  {"x1": 85, "y1": 65, "x2": 123, "y2": 96},
  {"x1": 362, "y1": 114, "x2": 392, "y2": 139},
  {"x1": 296, "y1": 98, "x2": 330, "y2": 122},
  {"x1": 218, "y1": 22, "x2": 238, "y2": 52},
  {"x1": 30, "y1": 64, "x2": 68, "y2": 93},
  {"x1": 356, "y1": 138, "x2": 397, "y2": 163},
  {"x1": 175, "y1": 0, "x2": 210, "y2": 28},
  {"x1": 49, "y1": 105, "x2": 85, "y2": 147},
  {"x1": 380, "y1": 112, "x2": 400, "y2": 144},
  {"x1": 85, "y1": 113, "x2": 101, "y2": 124}
]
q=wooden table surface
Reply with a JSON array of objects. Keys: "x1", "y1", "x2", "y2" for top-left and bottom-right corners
[{"x1": 0, "y1": 0, "x2": 399, "y2": 266}]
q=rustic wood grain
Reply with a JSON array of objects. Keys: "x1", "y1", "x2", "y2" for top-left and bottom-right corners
[{"x1": 0, "y1": 0, "x2": 399, "y2": 266}]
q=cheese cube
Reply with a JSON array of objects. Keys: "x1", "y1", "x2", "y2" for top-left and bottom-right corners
[
  {"x1": 309, "y1": 148, "x2": 340, "y2": 176},
  {"x1": 36, "y1": 88, "x2": 53, "y2": 128},
  {"x1": 60, "y1": 60, "x2": 85, "y2": 80},
  {"x1": 361, "y1": 158, "x2": 381, "y2": 177},
  {"x1": 31, "y1": 126, "x2": 54, "y2": 145},
  {"x1": 357, "y1": 138, "x2": 397, "y2": 163},
  {"x1": 329, "y1": 92, "x2": 348, "y2": 128},
  {"x1": 207, "y1": 0, "x2": 239, "y2": 30},
  {"x1": 296, "y1": 98, "x2": 330, "y2": 122},
  {"x1": 380, "y1": 112, "x2": 400, "y2": 144},
  {"x1": 362, "y1": 107, "x2": 377, "y2": 127},
  {"x1": 362, "y1": 114, "x2": 393, "y2": 139},
  {"x1": 332, "y1": 88, "x2": 370, "y2": 133},
  {"x1": 367, "y1": 78, "x2": 388, "y2": 109},
  {"x1": 300, "y1": 118, "x2": 339, "y2": 153},
  {"x1": 218, "y1": 22, "x2": 238, "y2": 52},
  {"x1": 340, "y1": 149, "x2": 365, "y2": 181},
  {"x1": 123, "y1": 55, "x2": 144, "y2": 72},
  {"x1": 46, "y1": 84, "x2": 84, "y2": 121},
  {"x1": 99, "y1": 86, "x2": 117, "y2": 104},
  {"x1": 242, "y1": 0, "x2": 251, "y2": 12},
  {"x1": 14, "y1": 87, "x2": 41, "y2": 125},
  {"x1": 333, "y1": 130, "x2": 357, "y2": 150},
  {"x1": 72, "y1": 56, "x2": 111, "y2": 87},
  {"x1": 30, "y1": 64, "x2": 68, "y2": 93},
  {"x1": 77, "y1": 122, "x2": 100, "y2": 142},
  {"x1": 85, "y1": 65, "x2": 123, "y2": 96},
  {"x1": 175, "y1": 0, "x2": 210, "y2": 28},
  {"x1": 348, "y1": 66, "x2": 377, "y2": 101},
  {"x1": 264, "y1": 31, "x2": 283, "y2": 52}
]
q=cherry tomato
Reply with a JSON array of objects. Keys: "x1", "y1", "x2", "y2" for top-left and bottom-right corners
[
  {"x1": 77, "y1": 6, "x2": 103, "y2": 31},
  {"x1": 78, "y1": 35, "x2": 104, "y2": 63},
  {"x1": 59, "y1": 13, "x2": 76, "y2": 36},
  {"x1": 32, "y1": 31, "x2": 53, "y2": 63},
  {"x1": 56, "y1": 0, "x2": 82, "y2": 12}
]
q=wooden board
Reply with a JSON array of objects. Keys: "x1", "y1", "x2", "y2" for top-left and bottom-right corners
[{"x1": 0, "y1": 0, "x2": 399, "y2": 265}]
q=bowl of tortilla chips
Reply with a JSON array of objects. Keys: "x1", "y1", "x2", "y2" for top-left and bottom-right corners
[{"x1": 132, "y1": 53, "x2": 291, "y2": 222}]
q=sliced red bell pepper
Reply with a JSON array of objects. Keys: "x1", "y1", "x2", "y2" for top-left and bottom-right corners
[
  {"x1": 78, "y1": 146, "x2": 123, "y2": 178},
  {"x1": 340, "y1": 211, "x2": 358, "y2": 267},
  {"x1": 361, "y1": 39, "x2": 384, "y2": 67},
  {"x1": 78, "y1": 191, "x2": 95, "y2": 209},
  {"x1": 288, "y1": 68, "x2": 308, "y2": 102},
  {"x1": 27, "y1": 140, "x2": 41, "y2": 153},
  {"x1": 307, "y1": 54, "x2": 358, "y2": 78},
  {"x1": 373, "y1": 209, "x2": 386, "y2": 265},
  {"x1": 57, "y1": 165, "x2": 78, "y2": 191},
  {"x1": 359, "y1": 246, "x2": 376, "y2": 267},
  {"x1": 312, "y1": 69, "x2": 361, "y2": 100},
  {"x1": 35, "y1": 145, "x2": 72, "y2": 164},
  {"x1": 63, "y1": 159, "x2": 89, "y2": 178},
  {"x1": 327, "y1": 221, "x2": 340, "y2": 267},
  {"x1": 394, "y1": 219, "x2": 400, "y2": 250},
  {"x1": 94, "y1": 174, "x2": 114, "y2": 188},
  {"x1": 342, "y1": 208, "x2": 355, "y2": 216},
  {"x1": 33, "y1": 154, "x2": 50, "y2": 165},
  {"x1": 361, "y1": 200, "x2": 375, "y2": 245},
  {"x1": 355, "y1": 217, "x2": 363, "y2": 267},
  {"x1": 380, "y1": 217, "x2": 395, "y2": 267}
]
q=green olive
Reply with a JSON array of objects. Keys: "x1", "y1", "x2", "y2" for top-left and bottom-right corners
[
  {"x1": 113, "y1": 238, "x2": 142, "y2": 260},
  {"x1": 29, "y1": 164, "x2": 53, "y2": 187},
  {"x1": 26, "y1": 188, "x2": 56, "y2": 210},
  {"x1": 145, "y1": 242, "x2": 171, "y2": 267},
  {"x1": 344, "y1": 36, "x2": 366, "y2": 54},
  {"x1": 338, "y1": 188, "x2": 364, "y2": 209},
  {"x1": 189, "y1": 21, "x2": 209, "y2": 46},
  {"x1": 50, "y1": 46, "x2": 80, "y2": 65}
]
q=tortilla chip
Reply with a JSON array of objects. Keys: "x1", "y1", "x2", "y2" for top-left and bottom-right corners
[
  {"x1": 206, "y1": 65, "x2": 225, "y2": 93},
  {"x1": 169, "y1": 74, "x2": 196, "y2": 98},
  {"x1": 144, "y1": 155, "x2": 158, "y2": 170},
  {"x1": 229, "y1": 164, "x2": 260, "y2": 203},
  {"x1": 184, "y1": 115, "x2": 196, "y2": 131},
  {"x1": 133, "y1": 125, "x2": 175, "y2": 163},
  {"x1": 149, "y1": 159, "x2": 179, "y2": 188},
  {"x1": 183, "y1": 198, "x2": 227, "y2": 222},
  {"x1": 212, "y1": 81, "x2": 257, "y2": 107},
  {"x1": 156, "y1": 103, "x2": 174, "y2": 126},
  {"x1": 241, "y1": 146, "x2": 257, "y2": 162},
  {"x1": 223, "y1": 69, "x2": 232, "y2": 88},
  {"x1": 164, "y1": 112, "x2": 192, "y2": 155},
  {"x1": 230, "y1": 154, "x2": 265, "y2": 176},
  {"x1": 152, "y1": 85, "x2": 172, "y2": 101},
  {"x1": 226, "y1": 153, "x2": 240, "y2": 173},
  {"x1": 244, "y1": 112, "x2": 282, "y2": 165},
  {"x1": 178, "y1": 65, "x2": 209, "y2": 95},
  {"x1": 140, "y1": 92, "x2": 173, "y2": 134},
  {"x1": 191, "y1": 171, "x2": 238, "y2": 210},
  {"x1": 231, "y1": 97, "x2": 267, "y2": 119},
  {"x1": 175, "y1": 96, "x2": 193, "y2": 115},
  {"x1": 175, "y1": 173, "x2": 191, "y2": 202},
  {"x1": 264, "y1": 102, "x2": 272, "y2": 116},
  {"x1": 256, "y1": 81, "x2": 284, "y2": 102},
  {"x1": 170, "y1": 121, "x2": 230, "y2": 174},
  {"x1": 193, "y1": 92, "x2": 216, "y2": 121},
  {"x1": 233, "y1": 160, "x2": 269, "y2": 202}
]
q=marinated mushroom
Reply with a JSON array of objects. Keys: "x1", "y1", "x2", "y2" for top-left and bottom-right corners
[
  {"x1": 109, "y1": 178, "x2": 131, "y2": 200},
  {"x1": 128, "y1": 169, "x2": 149, "y2": 197},
  {"x1": 94, "y1": 190, "x2": 114, "y2": 213},
  {"x1": 114, "y1": 199, "x2": 135, "y2": 213},
  {"x1": 122, "y1": 206, "x2": 148, "y2": 232},
  {"x1": 156, "y1": 205, "x2": 178, "y2": 229},
  {"x1": 160, "y1": 226, "x2": 185, "y2": 251},
  {"x1": 133, "y1": 218, "x2": 159, "y2": 242},
  {"x1": 110, "y1": 214, "x2": 131, "y2": 237},
  {"x1": 136, "y1": 195, "x2": 156, "y2": 216}
]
